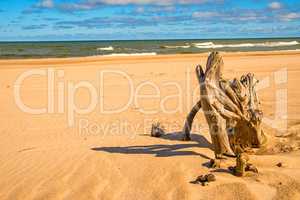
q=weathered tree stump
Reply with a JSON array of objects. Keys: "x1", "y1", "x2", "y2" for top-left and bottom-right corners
[{"x1": 182, "y1": 52, "x2": 266, "y2": 158}]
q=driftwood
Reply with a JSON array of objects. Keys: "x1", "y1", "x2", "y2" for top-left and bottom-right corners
[
  {"x1": 183, "y1": 52, "x2": 266, "y2": 158},
  {"x1": 151, "y1": 122, "x2": 165, "y2": 137}
]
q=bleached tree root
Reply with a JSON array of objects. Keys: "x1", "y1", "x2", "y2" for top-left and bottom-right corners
[
  {"x1": 182, "y1": 100, "x2": 202, "y2": 141},
  {"x1": 182, "y1": 52, "x2": 266, "y2": 158}
]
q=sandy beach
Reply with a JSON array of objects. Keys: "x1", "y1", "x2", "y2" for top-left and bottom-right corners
[{"x1": 0, "y1": 51, "x2": 300, "y2": 200}]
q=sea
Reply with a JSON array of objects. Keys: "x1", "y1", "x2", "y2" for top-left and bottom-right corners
[{"x1": 0, "y1": 38, "x2": 299, "y2": 59}]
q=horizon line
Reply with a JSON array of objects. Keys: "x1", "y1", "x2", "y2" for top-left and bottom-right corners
[{"x1": 0, "y1": 36, "x2": 300, "y2": 43}]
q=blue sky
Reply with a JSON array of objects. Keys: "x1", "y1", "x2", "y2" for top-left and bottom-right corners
[{"x1": 0, "y1": 0, "x2": 299, "y2": 41}]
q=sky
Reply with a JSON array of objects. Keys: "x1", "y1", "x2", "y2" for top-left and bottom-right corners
[{"x1": 0, "y1": 0, "x2": 299, "y2": 41}]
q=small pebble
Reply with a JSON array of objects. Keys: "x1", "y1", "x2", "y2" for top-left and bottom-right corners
[
  {"x1": 276, "y1": 162, "x2": 285, "y2": 167},
  {"x1": 194, "y1": 173, "x2": 216, "y2": 186},
  {"x1": 205, "y1": 174, "x2": 216, "y2": 182},
  {"x1": 196, "y1": 175, "x2": 207, "y2": 183}
]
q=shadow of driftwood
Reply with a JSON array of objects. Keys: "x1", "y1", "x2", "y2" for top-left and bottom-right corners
[
  {"x1": 210, "y1": 168, "x2": 234, "y2": 175},
  {"x1": 91, "y1": 132, "x2": 213, "y2": 160},
  {"x1": 160, "y1": 132, "x2": 213, "y2": 150},
  {"x1": 202, "y1": 161, "x2": 212, "y2": 168},
  {"x1": 92, "y1": 144, "x2": 211, "y2": 159}
]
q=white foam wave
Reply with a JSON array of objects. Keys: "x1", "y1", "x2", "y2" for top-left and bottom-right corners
[
  {"x1": 97, "y1": 46, "x2": 114, "y2": 51},
  {"x1": 103, "y1": 52, "x2": 157, "y2": 57},
  {"x1": 193, "y1": 41, "x2": 299, "y2": 49},
  {"x1": 162, "y1": 45, "x2": 191, "y2": 49},
  {"x1": 276, "y1": 49, "x2": 300, "y2": 52},
  {"x1": 194, "y1": 42, "x2": 214, "y2": 46}
]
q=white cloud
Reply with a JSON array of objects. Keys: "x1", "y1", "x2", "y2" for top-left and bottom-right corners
[
  {"x1": 279, "y1": 12, "x2": 300, "y2": 21},
  {"x1": 135, "y1": 7, "x2": 145, "y2": 13},
  {"x1": 268, "y1": 2, "x2": 282, "y2": 10},
  {"x1": 192, "y1": 11, "x2": 219, "y2": 18},
  {"x1": 59, "y1": 0, "x2": 210, "y2": 10},
  {"x1": 37, "y1": 0, "x2": 54, "y2": 8},
  {"x1": 94, "y1": 0, "x2": 208, "y2": 5},
  {"x1": 32, "y1": 0, "x2": 215, "y2": 12},
  {"x1": 58, "y1": 3, "x2": 95, "y2": 11}
]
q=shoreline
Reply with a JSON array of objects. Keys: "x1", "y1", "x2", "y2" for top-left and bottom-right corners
[{"x1": 1, "y1": 50, "x2": 300, "y2": 67}]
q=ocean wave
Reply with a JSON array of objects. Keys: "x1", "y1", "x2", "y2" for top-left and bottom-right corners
[
  {"x1": 193, "y1": 42, "x2": 214, "y2": 46},
  {"x1": 193, "y1": 41, "x2": 299, "y2": 49},
  {"x1": 97, "y1": 46, "x2": 114, "y2": 51},
  {"x1": 276, "y1": 49, "x2": 300, "y2": 52},
  {"x1": 161, "y1": 45, "x2": 191, "y2": 49},
  {"x1": 102, "y1": 52, "x2": 157, "y2": 57}
]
